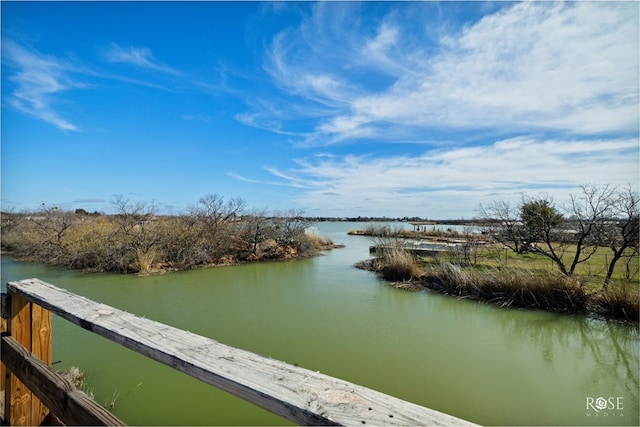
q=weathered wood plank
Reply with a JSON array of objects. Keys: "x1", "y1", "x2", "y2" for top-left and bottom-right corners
[
  {"x1": 1, "y1": 316, "x2": 6, "y2": 394},
  {"x1": 8, "y1": 278, "x2": 477, "y2": 426},
  {"x1": 1, "y1": 292, "x2": 9, "y2": 400},
  {"x1": 1, "y1": 293, "x2": 10, "y2": 319},
  {"x1": 1, "y1": 335, "x2": 126, "y2": 426}
]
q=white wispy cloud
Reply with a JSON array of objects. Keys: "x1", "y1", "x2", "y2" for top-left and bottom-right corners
[
  {"x1": 105, "y1": 43, "x2": 180, "y2": 75},
  {"x1": 227, "y1": 171, "x2": 309, "y2": 189},
  {"x1": 262, "y1": 136, "x2": 638, "y2": 217},
  {"x1": 3, "y1": 40, "x2": 189, "y2": 130},
  {"x1": 2, "y1": 40, "x2": 83, "y2": 131},
  {"x1": 254, "y1": 1, "x2": 638, "y2": 144},
  {"x1": 2, "y1": 40, "x2": 182, "y2": 130},
  {"x1": 232, "y1": 1, "x2": 639, "y2": 217}
]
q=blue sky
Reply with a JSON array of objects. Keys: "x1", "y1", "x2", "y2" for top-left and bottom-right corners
[{"x1": 1, "y1": 1, "x2": 638, "y2": 218}]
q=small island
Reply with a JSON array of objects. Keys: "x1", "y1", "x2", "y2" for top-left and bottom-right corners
[{"x1": 1, "y1": 194, "x2": 337, "y2": 276}]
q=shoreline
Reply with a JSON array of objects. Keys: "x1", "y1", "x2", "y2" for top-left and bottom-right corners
[
  {"x1": 2, "y1": 241, "x2": 344, "y2": 277},
  {"x1": 355, "y1": 258, "x2": 639, "y2": 326}
]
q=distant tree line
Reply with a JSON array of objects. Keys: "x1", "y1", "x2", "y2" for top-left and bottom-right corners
[
  {"x1": 1, "y1": 194, "x2": 332, "y2": 274},
  {"x1": 309, "y1": 216, "x2": 486, "y2": 224},
  {"x1": 480, "y1": 184, "x2": 639, "y2": 288}
]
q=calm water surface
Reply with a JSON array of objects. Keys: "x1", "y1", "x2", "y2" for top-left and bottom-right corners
[{"x1": 1, "y1": 222, "x2": 638, "y2": 425}]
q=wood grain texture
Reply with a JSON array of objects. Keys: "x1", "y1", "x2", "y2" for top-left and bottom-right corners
[
  {"x1": 1, "y1": 292, "x2": 8, "y2": 404},
  {"x1": 8, "y1": 278, "x2": 478, "y2": 426},
  {"x1": 1, "y1": 316, "x2": 6, "y2": 393},
  {"x1": 1, "y1": 293, "x2": 10, "y2": 319},
  {"x1": 1, "y1": 335, "x2": 125, "y2": 425},
  {"x1": 30, "y1": 302, "x2": 51, "y2": 423},
  {"x1": 7, "y1": 292, "x2": 33, "y2": 426}
]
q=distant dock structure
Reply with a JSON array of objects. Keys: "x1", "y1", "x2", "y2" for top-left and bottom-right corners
[
  {"x1": 370, "y1": 241, "x2": 463, "y2": 257},
  {"x1": 409, "y1": 221, "x2": 436, "y2": 232}
]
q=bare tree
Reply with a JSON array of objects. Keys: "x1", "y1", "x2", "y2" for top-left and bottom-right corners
[
  {"x1": 1, "y1": 208, "x2": 24, "y2": 239},
  {"x1": 30, "y1": 204, "x2": 75, "y2": 261},
  {"x1": 187, "y1": 194, "x2": 246, "y2": 260},
  {"x1": 189, "y1": 194, "x2": 245, "y2": 224},
  {"x1": 273, "y1": 209, "x2": 310, "y2": 245},
  {"x1": 595, "y1": 185, "x2": 639, "y2": 288},
  {"x1": 111, "y1": 196, "x2": 158, "y2": 272},
  {"x1": 112, "y1": 195, "x2": 155, "y2": 232},
  {"x1": 479, "y1": 200, "x2": 532, "y2": 255},
  {"x1": 564, "y1": 184, "x2": 617, "y2": 277},
  {"x1": 237, "y1": 208, "x2": 273, "y2": 257},
  {"x1": 460, "y1": 225, "x2": 483, "y2": 266}
]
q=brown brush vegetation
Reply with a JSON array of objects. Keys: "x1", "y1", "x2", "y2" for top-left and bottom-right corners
[
  {"x1": 368, "y1": 246, "x2": 422, "y2": 281},
  {"x1": 420, "y1": 263, "x2": 588, "y2": 313},
  {"x1": 587, "y1": 284, "x2": 640, "y2": 321},
  {"x1": 1, "y1": 196, "x2": 337, "y2": 275},
  {"x1": 305, "y1": 231, "x2": 336, "y2": 251}
]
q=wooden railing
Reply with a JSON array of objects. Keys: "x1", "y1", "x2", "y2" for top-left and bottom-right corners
[{"x1": 1, "y1": 278, "x2": 477, "y2": 426}]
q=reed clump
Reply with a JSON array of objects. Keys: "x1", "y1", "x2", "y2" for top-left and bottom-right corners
[
  {"x1": 304, "y1": 231, "x2": 335, "y2": 251},
  {"x1": 370, "y1": 247, "x2": 421, "y2": 282},
  {"x1": 587, "y1": 285, "x2": 640, "y2": 321},
  {"x1": 420, "y1": 263, "x2": 588, "y2": 313}
]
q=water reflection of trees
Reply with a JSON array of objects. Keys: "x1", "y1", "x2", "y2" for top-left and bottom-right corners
[
  {"x1": 501, "y1": 313, "x2": 639, "y2": 410},
  {"x1": 577, "y1": 318, "x2": 639, "y2": 399}
]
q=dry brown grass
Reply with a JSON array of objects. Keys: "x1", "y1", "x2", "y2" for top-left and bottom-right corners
[
  {"x1": 371, "y1": 247, "x2": 421, "y2": 282},
  {"x1": 135, "y1": 248, "x2": 157, "y2": 275},
  {"x1": 420, "y1": 264, "x2": 589, "y2": 312},
  {"x1": 305, "y1": 231, "x2": 334, "y2": 251},
  {"x1": 588, "y1": 284, "x2": 640, "y2": 322},
  {"x1": 58, "y1": 366, "x2": 94, "y2": 399}
]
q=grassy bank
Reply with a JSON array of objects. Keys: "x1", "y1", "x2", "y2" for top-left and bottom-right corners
[{"x1": 357, "y1": 246, "x2": 639, "y2": 324}]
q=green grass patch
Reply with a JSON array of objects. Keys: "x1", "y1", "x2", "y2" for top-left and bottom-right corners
[{"x1": 437, "y1": 243, "x2": 639, "y2": 288}]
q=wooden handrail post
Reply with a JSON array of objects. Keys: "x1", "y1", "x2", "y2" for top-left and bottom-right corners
[
  {"x1": 1, "y1": 293, "x2": 8, "y2": 423},
  {"x1": 3, "y1": 291, "x2": 52, "y2": 426}
]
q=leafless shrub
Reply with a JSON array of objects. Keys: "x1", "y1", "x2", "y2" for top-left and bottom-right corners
[{"x1": 1, "y1": 196, "x2": 329, "y2": 274}]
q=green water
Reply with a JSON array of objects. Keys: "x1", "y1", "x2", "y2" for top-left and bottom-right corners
[{"x1": 1, "y1": 222, "x2": 638, "y2": 426}]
